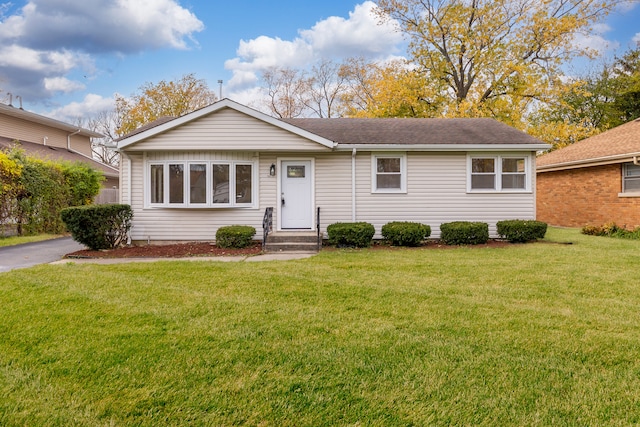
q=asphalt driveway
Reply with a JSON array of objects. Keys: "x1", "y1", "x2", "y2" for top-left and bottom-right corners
[{"x1": 0, "y1": 237, "x2": 85, "y2": 273}]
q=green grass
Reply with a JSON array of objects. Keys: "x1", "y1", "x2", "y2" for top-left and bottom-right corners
[
  {"x1": 0, "y1": 233, "x2": 63, "y2": 247},
  {"x1": 1, "y1": 227, "x2": 640, "y2": 426}
]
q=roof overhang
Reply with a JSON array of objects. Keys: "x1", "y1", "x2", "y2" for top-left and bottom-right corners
[
  {"x1": 0, "y1": 103, "x2": 103, "y2": 138},
  {"x1": 537, "y1": 152, "x2": 640, "y2": 172},
  {"x1": 336, "y1": 143, "x2": 551, "y2": 151},
  {"x1": 117, "y1": 98, "x2": 338, "y2": 150}
]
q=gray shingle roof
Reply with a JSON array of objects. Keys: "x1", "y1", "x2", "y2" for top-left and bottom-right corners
[{"x1": 283, "y1": 117, "x2": 545, "y2": 146}]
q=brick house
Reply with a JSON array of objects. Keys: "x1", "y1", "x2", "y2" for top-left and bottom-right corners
[{"x1": 536, "y1": 118, "x2": 640, "y2": 229}]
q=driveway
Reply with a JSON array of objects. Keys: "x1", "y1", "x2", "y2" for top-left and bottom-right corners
[{"x1": 0, "y1": 237, "x2": 85, "y2": 273}]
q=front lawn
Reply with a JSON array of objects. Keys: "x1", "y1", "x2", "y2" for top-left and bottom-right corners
[
  {"x1": 0, "y1": 234, "x2": 63, "y2": 247},
  {"x1": 1, "y1": 228, "x2": 639, "y2": 426}
]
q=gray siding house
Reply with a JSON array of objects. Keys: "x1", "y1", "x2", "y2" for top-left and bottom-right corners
[{"x1": 116, "y1": 99, "x2": 549, "y2": 243}]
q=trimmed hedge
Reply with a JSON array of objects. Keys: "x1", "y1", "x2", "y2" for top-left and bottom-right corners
[
  {"x1": 439, "y1": 221, "x2": 489, "y2": 245},
  {"x1": 61, "y1": 204, "x2": 132, "y2": 250},
  {"x1": 497, "y1": 219, "x2": 548, "y2": 243},
  {"x1": 216, "y1": 225, "x2": 256, "y2": 248},
  {"x1": 326, "y1": 222, "x2": 375, "y2": 248},
  {"x1": 381, "y1": 221, "x2": 431, "y2": 246}
]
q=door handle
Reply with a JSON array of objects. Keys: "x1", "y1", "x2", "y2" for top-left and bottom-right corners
[{"x1": 281, "y1": 193, "x2": 285, "y2": 206}]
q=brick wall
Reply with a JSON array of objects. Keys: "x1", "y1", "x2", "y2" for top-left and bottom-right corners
[{"x1": 537, "y1": 164, "x2": 640, "y2": 229}]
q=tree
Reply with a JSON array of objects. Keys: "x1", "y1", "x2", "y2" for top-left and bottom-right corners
[
  {"x1": 86, "y1": 110, "x2": 122, "y2": 167},
  {"x1": 303, "y1": 59, "x2": 348, "y2": 118},
  {"x1": 260, "y1": 67, "x2": 309, "y2": 118},
  {"x1": 116, "y1": 73, "x2": 217, "y2": 135},
  {"x1": 374, "y1": 0, "x2": 618, "y2": 125}
]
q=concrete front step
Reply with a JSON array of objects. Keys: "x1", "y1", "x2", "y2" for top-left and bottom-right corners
[{"x1": 264, "y1": 231, "x2": 321, "y2": 253}]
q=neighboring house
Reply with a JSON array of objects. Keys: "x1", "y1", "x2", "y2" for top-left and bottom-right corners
[
  {"x1": 537, "y1": 118, "x2": 640, "y2": 229},
  {"x1": 116, "y1": 99, "x2": 549, "y2": 243},
  {"x1": 0, "y1": 101, "x2": 119, "y2": 201}
]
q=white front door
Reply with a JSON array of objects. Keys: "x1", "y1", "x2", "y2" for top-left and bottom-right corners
[{"x1": 281, "y1": 160, "x2": 312, "y2": 229}]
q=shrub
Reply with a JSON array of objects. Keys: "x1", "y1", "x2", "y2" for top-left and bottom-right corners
[
  {"x1": 581, "y1": 222, "x2": 640, "y2": 240},
  {"x1": 496, "y1": 219, "x2": 548, "y2": 243},
  {"x1": 216, "y1": 225, "x2": 256, "y2": 248},
  {"x1": 326, "y1": 222, "x2": 375, "y2": 248},
  {"x1": 439, "y1": 221, "x2": 489, "y2": 245},
  {"x1": 381, "y1": 221, "x2": 431, "y2": 246},
  {"x1": 61, "y1": 204, "x2": 132, "y2": 250}
]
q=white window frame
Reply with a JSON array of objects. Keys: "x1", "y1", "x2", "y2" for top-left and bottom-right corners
[
  {"x1": 622, "y1": 163, "x2": 640, "y2": 194},
  {"x1": 467, "y1": 154, "x2": 531, "y2": 193},
  {"x1": 371, "y1": 153, "x2": 407, "y2": 193},
  {"x1": 146, "y1": 160, "x2": 257, "y2": 208}
]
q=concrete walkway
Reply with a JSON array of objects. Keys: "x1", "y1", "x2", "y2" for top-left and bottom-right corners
[{"x1": 50, "y1": 252, "x2": 317, "y2": 266}]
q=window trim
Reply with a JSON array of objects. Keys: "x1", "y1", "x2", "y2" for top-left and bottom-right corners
[
  {"x1": 146, "y1": 160, "x2": 257, "y2": 208},
  {"x1": 621, "y1": 162, "x2": 640, "y2": 195},
  {"x1": 371, "y1": 153, "x2": 407, "y2": 193},
  {"x1": 467, "y1": 154, "x2": 531, "y2": 193}
]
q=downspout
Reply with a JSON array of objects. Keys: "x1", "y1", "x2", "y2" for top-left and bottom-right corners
[
  {"x1": 67, "y1": 128, "x2": 81, "y2": 150},
  {"x1": 352, "y1": 148, "x2": 357, "y2": 222}
]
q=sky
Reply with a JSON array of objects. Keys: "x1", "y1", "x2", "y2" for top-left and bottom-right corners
[{"x1": 0, "y1": 0, "x2": 639, "y2": 124}]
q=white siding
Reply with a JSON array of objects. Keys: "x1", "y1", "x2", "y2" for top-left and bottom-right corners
[
  {"x1": 351, "y1": 152, "x2": 536, "y2": 238},
  {"x1": 126, "y1": 148, "x2": 538, "y2": 243},
  {"x1": 131, "y1": 108, "x2": 331, "y2": 152}
]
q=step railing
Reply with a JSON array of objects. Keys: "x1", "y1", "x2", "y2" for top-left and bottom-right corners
[
  {"x1": 316, "y1": 206, "x2": 321, "y2": 251},
  {"x1": 262, "y1": 207, "x2": 273, "y2": 251}
]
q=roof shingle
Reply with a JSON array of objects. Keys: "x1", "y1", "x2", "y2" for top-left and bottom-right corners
[{"x1": 537, "y1": 118, "x2": 640, "y2": 170}]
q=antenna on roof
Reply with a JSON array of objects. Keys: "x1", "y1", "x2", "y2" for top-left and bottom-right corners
[
  {"x1": 7, "y1": 92, "x2": 12, "y2": 107},
  {"x1": 16, "y1": 95, "x2": 23, "y2": 109}
]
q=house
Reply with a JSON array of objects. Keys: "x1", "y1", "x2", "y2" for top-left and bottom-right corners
[
  {"x1": 116, "y1": 99, "x2": 549, "y2": 244},
  {"x1": 0, "y1": 100, "x2": 119, "y2": 201},
  {"x1": 537, "y1": 118, "x2": 640, "y2": 229}
]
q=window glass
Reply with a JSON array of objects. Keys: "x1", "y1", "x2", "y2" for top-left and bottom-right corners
[
  {"x1": 287, "y1": 165, "x2": 305, "y2": 178},
  {"x1": 502, "y1": 158, "x2": 526, "y2": 189},
  {"x1": 189, "y1": 164, "x2": 207, "y2": 204},
  {"x1": 212, "y1": 164, "x2": 230, "y2": 204},
  {"x1": 235, "y1": 164, "x2": 252, "y2": 204},
  {"x1": 624, "y1": 164, "x2": 640, "y2": 192},
  {"x1": 471, "y1": 158, "x2": 496, "y2": 189},
  {"x1": 150, "y1": 165, "x2": 164, "y2": 204},
  {"x1": 169, "y1": 164, "x2": 184, "y2": 204},
  {"x1": 377, "y1": 158, "x2": 401, "y2": 173},
  {"x1": 472, "y1": 158, "x2": 495, "y2": 173}
]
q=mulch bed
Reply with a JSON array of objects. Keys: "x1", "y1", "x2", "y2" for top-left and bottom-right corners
[{"x1": 65, "y1": 239, "x2": 519, "y2": 259}]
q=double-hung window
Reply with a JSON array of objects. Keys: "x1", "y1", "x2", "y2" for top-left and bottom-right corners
[
  {"x1": 622, "y1": 163, "x2": 640, "y2": 193},
  {"x1": 372, "y1": 154, "x2": 407, "y2": 193},
  {"x1": 468, "y1": 155, "x2": 529, "y2": 192},
  {"x1": 148, "y1": 161, "x2": 255, "y2": 207}
]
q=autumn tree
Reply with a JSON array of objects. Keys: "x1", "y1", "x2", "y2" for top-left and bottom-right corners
[
  {"x1": 116, "y1": 73, "x2": 217, "y2": 135},
  {"x1": 374, "y1": 0, "x2": 619, "y2": 127}
]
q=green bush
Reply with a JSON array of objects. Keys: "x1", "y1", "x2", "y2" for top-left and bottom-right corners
[
  {"x1": 439, "y1": 221, "x2": 489, "y2": 245},
  {"x1": 496, "y1": 219, "x2": 548, "y2": 243},
  {"x1": 327, "y1": 222, "x2": 375, "y2": 248},
  {"x1": 216, "y1": 225, "x2": 256, "y2": 248},
  {"x1": 381, "y1": 221, "x2": 431, "y2": 246},
  {"x1": 61, "y1": 204, "x2": 132, "y2": 250}
]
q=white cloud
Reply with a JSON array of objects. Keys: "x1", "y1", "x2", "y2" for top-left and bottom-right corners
[
  {"x1": 634, "y1": 33, "x2": 640, "y2": 44},
  {"x1": 0, "y1": 0, "x2": 203, "y2": 103},
  {"x1": 44, "y1": 77, "x2": 85, "y2": 93},
  {"x1": 225, "y1": 1, "x2": 404, "y2": 94},
  {"x1": 47, "y1": 93, "x2": 115, "y2": 122},
  {"x1": 574, "y1": 24, "x2": 618, "y2": 57}
]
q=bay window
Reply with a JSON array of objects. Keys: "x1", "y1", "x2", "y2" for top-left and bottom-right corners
[{"x1": 147, "y1": 161, "x2": 255, "y2": 207}]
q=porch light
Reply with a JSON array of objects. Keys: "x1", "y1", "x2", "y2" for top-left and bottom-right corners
[{"x1": 270, "y1": 164, "x2": 276, "y2": 176}]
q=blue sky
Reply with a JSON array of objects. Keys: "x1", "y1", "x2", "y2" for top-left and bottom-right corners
[{"x1": 0, "y1": 0, "x2": 638, "y2": 122}]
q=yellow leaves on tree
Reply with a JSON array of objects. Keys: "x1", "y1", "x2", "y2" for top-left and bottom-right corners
[
  {"x1": 116, "y1": 73, "x2": 217, "y2": 136},
  {"x1": 373, "y1": 0, "x2": 618, "y2": 127}
]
